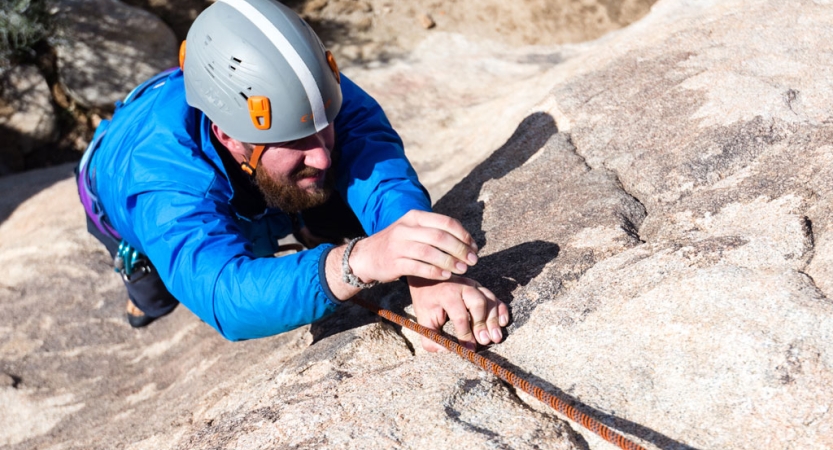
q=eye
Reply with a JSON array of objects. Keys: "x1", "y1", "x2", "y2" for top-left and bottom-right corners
[{"x1": 283, "y1": 138, "x2": 306, "y2": 149}]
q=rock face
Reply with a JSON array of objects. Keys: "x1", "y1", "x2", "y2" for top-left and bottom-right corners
[
  {"x1": 0, "y1": 65, "x2": 58, "y2": 174},
  {"x1": 347, "y1": 33, "x2": 572, "y2": 200},
  {"x1": 466, "y1": 0, "x2": 833, "y2": 448},
  {"x1": 2, "y1": 0, "x2": 833, "y2": 449},
  {"x1": 0, "y1": 167, "x2": 579, "y2": 450},
  {"x1": 52, "y1": 0, "x2": 179, "y2": 109},
  {"x1": 304, "y1": 0, "x2": 655, "y2": 63}
]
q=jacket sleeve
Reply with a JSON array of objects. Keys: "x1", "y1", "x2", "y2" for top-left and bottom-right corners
[
  {"x1": 333, "y1": 74, "x2": 432, "y2": 235},
  {"x1": 132, "y1": 186, "x2": 340, "y2": 341}
]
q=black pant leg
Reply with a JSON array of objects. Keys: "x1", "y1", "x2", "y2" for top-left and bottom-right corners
[{"x1": 85, "y1": 216, "x2": 179, "y2": 318}]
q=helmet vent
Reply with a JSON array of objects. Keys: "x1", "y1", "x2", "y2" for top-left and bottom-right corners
[
  {"x1": 229, "y1": 57, "x2": 242, "y2": 72},
  {"x1": 205, "y1": 64, "x2": 215, "y2": 79}
]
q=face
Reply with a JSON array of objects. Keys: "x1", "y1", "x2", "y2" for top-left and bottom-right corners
[
  {"x1": 215, "y1": 124, "x2": 336, "y2": 213},
  {"x1": 253, "y1": 124, "x2": 336, "y2": 213}
]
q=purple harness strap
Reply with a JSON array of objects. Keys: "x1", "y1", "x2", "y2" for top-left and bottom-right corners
[{"x1": 77, "y1": 128, "x2": 122, "y2": 241}]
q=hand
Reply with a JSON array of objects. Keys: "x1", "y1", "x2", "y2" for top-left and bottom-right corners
[
  {"x1": 408, "y1": 275, "x2": 510, "y2": 352},
  {"x1": 348, "y1": 210, "x2": 479, "y2": 284}
]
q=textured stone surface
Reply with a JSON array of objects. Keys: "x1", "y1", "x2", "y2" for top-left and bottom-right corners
[
  {"x1": 53, "y1": 0, "x2": 179, "y2": 109},
  {"x1": 471, "y1": 0, "x2": 833, "y2": 448},
  {"x1": 0, "y1": 166, "x2": 582, "y2": 449},
  {"x1": 344, "y1": 33, "x2": 573, "y2": 201},
  {"x1": 177, "y1": 317, "x2": 579, "y2": 450},
  {"x1": 309, "y1": 0, "x2": 655, "y2": 61},
  {"x1": 3, "y1": 0, "x2": 833, "y2": 449},
  {"x1": 0, "y1": 65, "x2": 58, "y2": 174}
]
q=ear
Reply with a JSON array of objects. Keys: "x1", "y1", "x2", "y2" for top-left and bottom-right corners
[{"x1": 211, "y1": 123, "x2": 248, "y2": 162}]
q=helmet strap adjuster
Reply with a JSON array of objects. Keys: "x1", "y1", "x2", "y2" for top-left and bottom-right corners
[
  {"x1": 240, "y1": 162, "x2": 255, "y2": 176},
  {"x1": 241, "y1": 144, "x2": 266, "y2": 177}
]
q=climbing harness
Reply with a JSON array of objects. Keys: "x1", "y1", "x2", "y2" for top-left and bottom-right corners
[
  {"x1": 77, "y1": 68, "x2": 177, "y2": 280},
  {"x1": 114, "y1": 240, "x2": 150, "y2": 280},
  {"x1": 351, "y1": 296, "x2": 647, "y2": 450}
]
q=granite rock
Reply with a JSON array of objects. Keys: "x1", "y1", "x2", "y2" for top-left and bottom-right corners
[{"x1": 53, "y1": 0, "x2": 179, "y2": 109}]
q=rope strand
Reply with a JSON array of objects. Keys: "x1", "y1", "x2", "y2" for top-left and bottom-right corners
[{"x1": 351, "y1": 297, "x2": 646, "y2": 450}]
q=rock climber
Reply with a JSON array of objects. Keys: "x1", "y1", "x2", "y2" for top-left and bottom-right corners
[{"x1": 76, "y1": 0, "x2": 508, "y2": 351}]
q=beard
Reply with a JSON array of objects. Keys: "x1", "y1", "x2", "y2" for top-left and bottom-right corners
[{"x1": 255, "y1": 165, "x2": 333, "y2": 213}]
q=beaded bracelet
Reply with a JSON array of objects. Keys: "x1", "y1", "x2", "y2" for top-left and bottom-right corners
[{"x1": 342, "y1": 236, "x2": 379, "y2": 289}]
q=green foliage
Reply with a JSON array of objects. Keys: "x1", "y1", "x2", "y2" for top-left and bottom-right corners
[{"x1": 0, "y1": 0, "x2": 55, "y2": 68}]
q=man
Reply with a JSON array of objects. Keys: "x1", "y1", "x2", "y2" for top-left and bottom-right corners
[{"x1": 77, "y1": 0, "x2": 508, "y2": 352}]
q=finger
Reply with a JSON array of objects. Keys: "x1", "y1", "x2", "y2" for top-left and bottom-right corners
[
  {"x1": 421, "y1": 336, "x2": 447, "y2": 353},
  {"x1": 403, "y1": 227, "x2": 477, "y2": 271},
  {"x1": 404, "y1": 238, "x2": 471, "y2": 275},
  {"x1": 462, "y1": 286, "x2": 491, "y2": 346},
  {"x1": 414, "y1": 304, "x2": 451, "y2": 353},
  {"x1": 394, "y1": 258, "x2": 453, "y2": 281},
  {"x1": 476, "y1": 285, "x2": 509, "y2": 328},
  {"x1": 445, "y1": 297, "x2": 476, "y2": 351},
  {"x1": 480, "y1": 288, "x2": 503, "y2": 344},
  {"x1": 497, "y1": 299, "x2": 510, "y2": 327},
  {"x1": 409, "y1": 211, "x2": 477, "y2": 254}
]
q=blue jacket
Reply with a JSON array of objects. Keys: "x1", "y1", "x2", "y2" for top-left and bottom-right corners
[{"x1": 90, "y1": 69, "x2": 431, "y2": 340}]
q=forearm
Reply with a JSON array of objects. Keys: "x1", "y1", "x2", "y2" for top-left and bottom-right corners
[
  {"x1": 324, "y1": 239, "x2": 379, "y2": 301},
  {"x1": 198, "y1": 246, "x2": 341, "y2": 340},
  {"x1": 324, "y1": 244, "x2": 361, "y2": 301},
  {"x1": 334, "y1": 75, "x2": 432, "y2": 234}
]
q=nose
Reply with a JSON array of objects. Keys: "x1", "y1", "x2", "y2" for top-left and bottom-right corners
[{"x1": 298, "y1": 132, "x2": 331, "y2": 171}]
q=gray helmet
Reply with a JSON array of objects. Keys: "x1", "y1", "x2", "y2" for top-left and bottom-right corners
[{"x1": 182, "y1": 0, "x2": 342, "y2": 144}]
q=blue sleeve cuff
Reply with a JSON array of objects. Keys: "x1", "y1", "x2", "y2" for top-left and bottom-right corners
[{"x1": 318, "y1": 244, "x2": 341, "y2": 306}]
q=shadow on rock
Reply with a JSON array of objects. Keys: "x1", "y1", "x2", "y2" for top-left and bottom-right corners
[
  {"x1": 470, "y1": 240, "x2": 560, "y2": 302},
  {"x1": 433, "y1": 111, "x2": 561, "y2": 327},
  {"x1": 0, "y1": 161, "x2": 76, "y2": 225},
  {"x1": 433, "y1": 111, "x2": 559, "y2": 249},
  {"x1": 482, "y1": 350, "x2": 701, "y2": 450}
]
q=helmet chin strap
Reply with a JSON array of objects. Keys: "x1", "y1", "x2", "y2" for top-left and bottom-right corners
[{"x1": 240, "y1": 144, "x2": 266, "y2": 176}]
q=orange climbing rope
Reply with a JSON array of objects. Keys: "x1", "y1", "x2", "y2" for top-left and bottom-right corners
[{"x1": 351, "y1": 297, "x2": 646, "y2": 450}]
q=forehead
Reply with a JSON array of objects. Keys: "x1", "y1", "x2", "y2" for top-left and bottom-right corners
[{"x1": 243, "y1": 124, "x2": 335, "y2": 149}]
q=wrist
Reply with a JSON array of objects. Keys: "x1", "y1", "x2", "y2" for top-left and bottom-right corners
[
  {"x1": 324, "y1": 245, "x2": 358, "y2": 301},
  {"x1": 342, "y1": 237, "x2": 378, "y2": 288}
]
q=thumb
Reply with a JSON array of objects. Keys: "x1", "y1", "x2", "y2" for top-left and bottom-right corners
[
  {"x1": 415, "y1": 307, "x2": 448, "y2": 353},
  {"x1": 421, "y1": 336, "x2": 448, "y2": 353}
]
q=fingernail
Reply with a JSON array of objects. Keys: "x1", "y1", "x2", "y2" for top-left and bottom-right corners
[
  {"x1": 464, "y1": 341, "x2": 477, "y2": 351},
  {"x1": 455, "y1": 262, "x2": 467, "y2": 272},
  {"x1": 479, "y1": 330, "x2": 489, "y2": 345},
  {"x1": 500, "y1": 314, "x2": 509, "y2": 326},
  {"x1": 467, "y1": 252, "x2": 478, "y2": 264},
  {"x1": 442, "y1": 270, "x2": 451, "y2": 278},
  {"x1": 491, "y1": 328, "x2": 502, "y2": 342}
]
